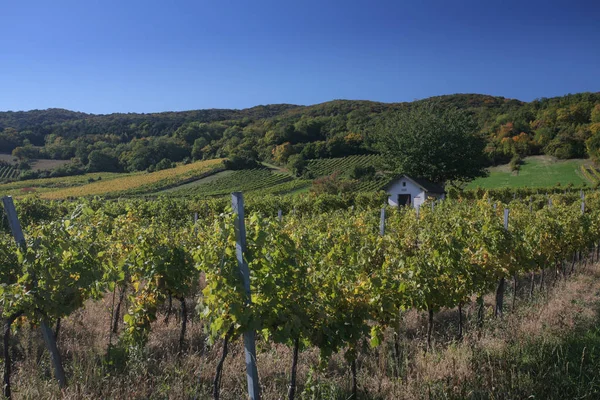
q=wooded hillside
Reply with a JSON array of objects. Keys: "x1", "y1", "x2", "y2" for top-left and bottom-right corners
[{"x1": 1, "y1": 93, "x2": 598, "y2": 175}]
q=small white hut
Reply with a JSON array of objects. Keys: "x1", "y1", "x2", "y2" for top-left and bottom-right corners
[{"x1": 385, "y1": 175, "x2": 445, "y2": 208}]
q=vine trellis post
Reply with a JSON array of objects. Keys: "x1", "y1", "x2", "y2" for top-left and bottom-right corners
[
  {"x1": 1, "y1": 196, "x2": 67, "y2": 389},
  {"x1": 231, "y1": 192, "x2": 261, "y2": 400}
]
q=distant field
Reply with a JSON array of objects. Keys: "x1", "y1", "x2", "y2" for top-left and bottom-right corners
[
  {"x1": 0, "y1": 153, "x2": 70, "y2": 171},
  {"x1": 467, "y1": 156, "x2": 591, "y2": 189},
  {"x1": 0, "y1": 154, "x2": 16, "y2": 164}
]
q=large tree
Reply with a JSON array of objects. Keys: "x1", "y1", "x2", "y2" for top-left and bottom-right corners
[{"x1": 375, "y1": 104, "x2": 487, "y2": 185}]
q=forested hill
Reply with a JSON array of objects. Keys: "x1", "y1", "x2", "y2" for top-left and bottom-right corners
[{"x1": 1, "y1": 92, "x2": 599, "y2": 175}]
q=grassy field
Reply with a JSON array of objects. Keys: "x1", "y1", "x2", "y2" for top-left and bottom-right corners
[{"x1": 467, "y1": 156, "x2": 591, "y2": 189}]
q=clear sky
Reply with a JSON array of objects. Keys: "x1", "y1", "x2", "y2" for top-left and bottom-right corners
[{"x1": 1, "y1": 0, "x2": 598, "y2": 114}]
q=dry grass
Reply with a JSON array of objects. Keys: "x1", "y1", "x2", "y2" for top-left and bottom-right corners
[{"x1": 5, "y1": 261, "x2": 600, "y2": 399}]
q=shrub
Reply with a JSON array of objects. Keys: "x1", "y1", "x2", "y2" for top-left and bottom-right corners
[
  {"x1": 350, "y1": 165, "x2": 376, "y2": 180},
  {"x1": 155, "y1": 158, "x2": 175, "y2": 171},
  {"x1": 223, "y1": 155, "x2": 259, "y2": 170},
  {"x1": 310, "y1": 171, "x2": 355, "y2": 195}
]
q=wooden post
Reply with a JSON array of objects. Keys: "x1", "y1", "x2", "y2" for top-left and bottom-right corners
[
  {"x1": 2, "y1": 197, "x2": 24, "y2": 247},
  {"x1": 548, "y1": 198, "x2": 552, "y2": 208},
  {"x1": 379, "y1": 208, "x2": 385, "y2": 236},
  {"x1": 495, "y1": 208, "x2": 509, "y2": 317},
  {"x1": 1, "y1": 196, "x2": 67, "y2": 388},
  {"x1": 231, "y1": 193, "x2": 260, "y2": 400}
]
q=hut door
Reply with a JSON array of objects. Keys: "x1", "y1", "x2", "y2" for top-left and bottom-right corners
[{"x1": 397, "y1": 194, "x2": 411, "y2": 206}]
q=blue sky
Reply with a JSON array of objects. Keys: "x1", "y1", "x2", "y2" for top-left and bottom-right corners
[{"x1": 1, "y1": 0, "x2": 598, "y2": 113}]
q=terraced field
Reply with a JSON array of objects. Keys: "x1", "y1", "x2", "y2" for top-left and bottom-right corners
[{"x1": 305, "y1": 154, "x2": 383, "y2": 178}]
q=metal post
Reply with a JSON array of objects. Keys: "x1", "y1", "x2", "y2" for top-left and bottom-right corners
[
  {"x1": 379, "y1": 208, "x2": 385, "y2": 236},
  {"x1": 231, "y1": 193, "x2": 260, "y2": 400},
  {"x1": 278, "y1": 209, "x2": 282, "y2": 222}
]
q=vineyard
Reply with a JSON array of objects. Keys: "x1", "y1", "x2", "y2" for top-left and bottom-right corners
[
  {"x1": 163, "y1": 168, "x2": 294, "y2": 197},
  {"x1": 38, "y1": 159, "x2": 224, "y2": 199},
  {"x1": 0, "y1": 165, "x2": 19, "y2": 182},
  {"x1": 305, "y1": 154, "x2": 383, "y2": 178},
  {"x1": 351, "y1": 175, "x2": 392, "y2": 192},
  {"x1": 580, "y1": 164, "x2": 600, "y2": 184},
  {"x1": 1, "y1": 191, "x2": 600, "y2": 399}
]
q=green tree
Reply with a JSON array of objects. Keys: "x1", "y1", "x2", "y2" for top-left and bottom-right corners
[
  {"x1": 586, "y1": 133, "x2": 600, "y2": 164},
  {"x1": 287, "y1": 154, "x2": 306, "y2": 176},
  {"x1": 191, "y1": 137, "x2": 208, "y2": 160},
  {"x1": 375, "y1": 104, "x2": 487, "y2": 185},
  {"x1": 87, "y1": 150, "x2": 121, "y2": 172}
]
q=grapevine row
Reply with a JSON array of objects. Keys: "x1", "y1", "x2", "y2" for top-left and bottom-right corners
[
  {"x1": 306, "y1": 154, "x2": 382, "y2": 177},
  {"x1": 0, "y1": 165, "x2": 18, "y2": 181},
  {"x1": 167, "y1": 168, "x2": 293, "y2": 197},
  {"x1": 1, "y1": 192, "x2": 599, "y2": 398}
]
